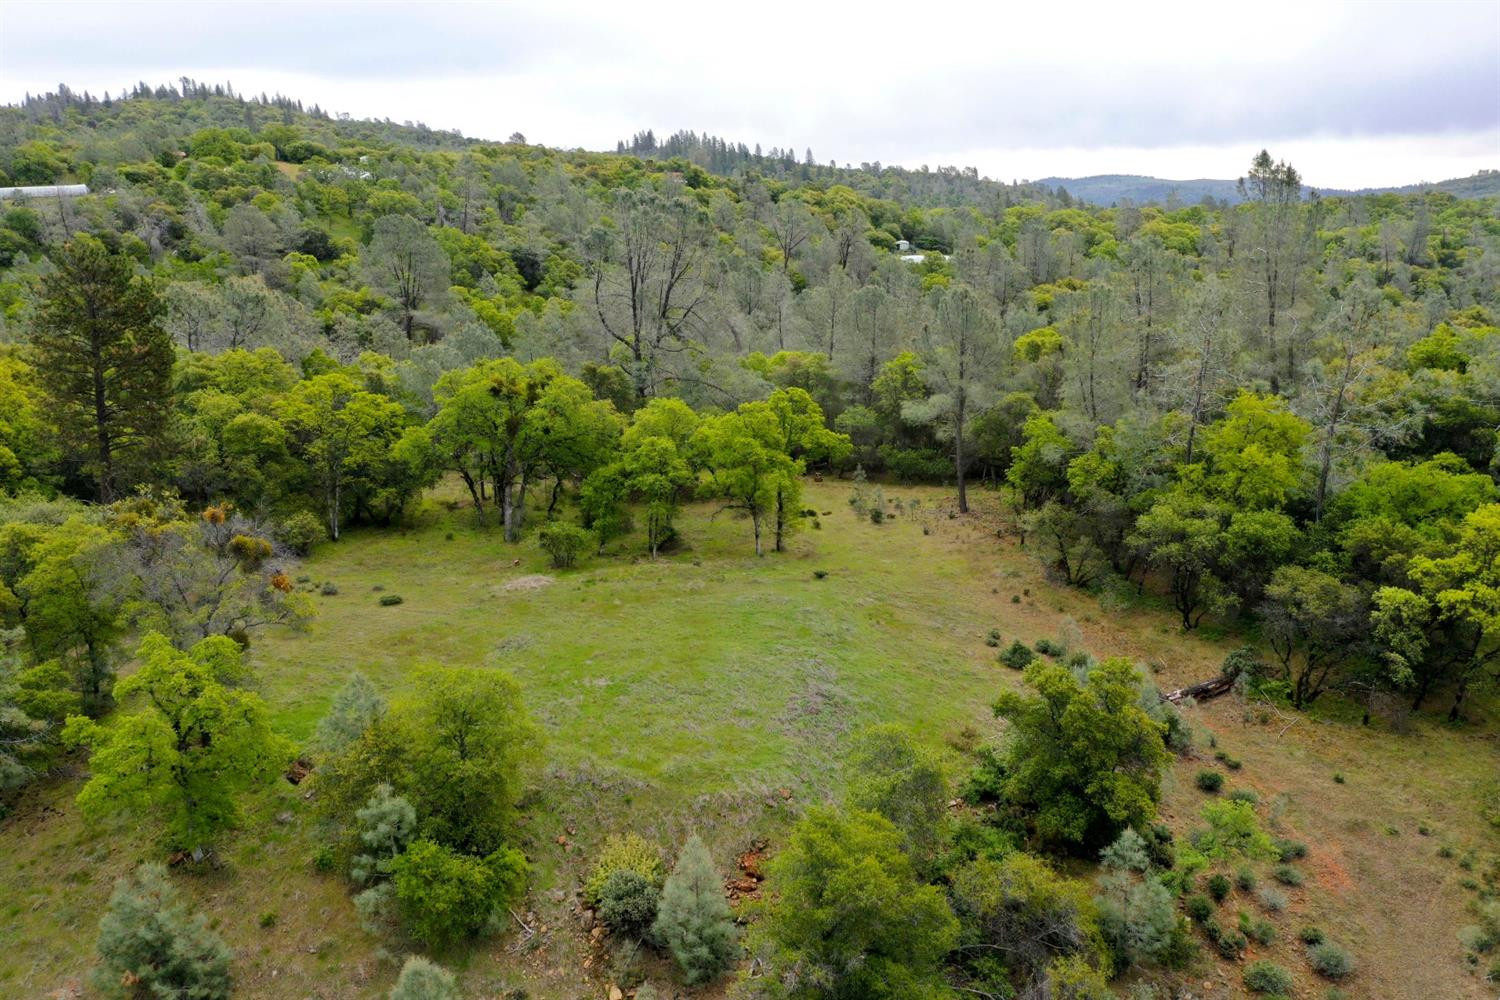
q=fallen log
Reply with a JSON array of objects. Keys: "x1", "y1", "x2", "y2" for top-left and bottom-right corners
[{"x1": 1160, "y1": 674, "x2": 1235, "y2": 704}]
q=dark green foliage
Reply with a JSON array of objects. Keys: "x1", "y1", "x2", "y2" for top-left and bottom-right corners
[
  {"x1": 1273, "y1": 864, "x2": 1304, "y2": 886},
  {"x1": 597, "y1": 869, "x2": 660, "y2": 939},
  {"x1": 537, "y1": 522, "x2": 593, "y2": 568},
  {"x1": 1300, "y1": 925, "x2": 1326, "y2": 945},
  {"x1": 379, "y1": 594, "x2": 404, "y2": 606},
  {"x1": 1207, "y1": 873, "x2": 1232, "y2": 902},
  {"x1": 999, "y1": 639, "x2": 1035, "y2": 669},
  {"x1": 1274, "y1": 837, "x2": 1308, "y2": 862},
  {"x1": 1186, "y1": 894, "x2": 1214, "y2": 922},
  {"x1": 94, "y1": 863, "x2": 232, "y2": 999},
  {"x1": 653, "y1": 834, "x2": 738, "y2": 984},
  {"x1": 1244, "y1": 959, "x2": 1295, "y2": 993},
  {"x1": 1309, "y1": 941, "x2": 1355, "y2": 979},
  {"x1": 845, "y1": 724, "x2": 949, "y2": 867},
  {"x1": 1236, "y1": 866, "x2": 1258, "y2": 891},
  {"x1": 985, "y1": 628, "x2": 1002, "y2": 647},
  {"x1": 1195, "y1": 769, "x2": 1224, "y2": 793}
]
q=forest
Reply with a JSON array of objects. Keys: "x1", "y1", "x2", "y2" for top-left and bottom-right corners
[{"x1": 0, "y1": 80, "x2": 1497, "y2": 1000}]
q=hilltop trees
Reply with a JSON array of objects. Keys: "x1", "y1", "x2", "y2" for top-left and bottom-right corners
[{"x1": 31, "y1": 236, "x2": 174, "y2": 502}]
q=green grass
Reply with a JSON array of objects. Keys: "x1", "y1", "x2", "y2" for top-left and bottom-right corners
[{"x1": 2, "y1": 478, "x2": 1496, "y2": 999}]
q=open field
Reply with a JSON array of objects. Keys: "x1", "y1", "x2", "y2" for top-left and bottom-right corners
[{"x1": 2, "y1": 479, "x2": 1496, "y2": 999}]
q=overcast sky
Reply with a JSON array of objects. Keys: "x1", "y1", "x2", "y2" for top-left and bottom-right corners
[{"x1": 2, "y1": 0, "x2": 1497, "y2": 188}]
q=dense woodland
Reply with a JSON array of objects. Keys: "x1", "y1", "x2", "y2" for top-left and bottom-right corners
[{"x1": 1, "y1": 81, "x2": 1498, "y2": 999}]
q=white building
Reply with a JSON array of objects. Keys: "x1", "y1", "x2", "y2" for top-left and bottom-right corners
[{"x1": 0, "y1": 184, "x2": 88, "y2": 199}]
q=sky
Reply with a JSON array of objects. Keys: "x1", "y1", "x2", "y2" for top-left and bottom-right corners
[{"x1": 1, "y1": 0, "x2": 1497, "y2": 189}]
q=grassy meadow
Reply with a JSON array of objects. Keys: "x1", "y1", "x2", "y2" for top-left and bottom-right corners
[{"x1": 2, "y1": 478, "x2": 1495, "y2": 999}]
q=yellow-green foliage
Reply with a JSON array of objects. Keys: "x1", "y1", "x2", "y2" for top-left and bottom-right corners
[{"x1": 584, "y1": 832, "x2": 663, "y2": 904}]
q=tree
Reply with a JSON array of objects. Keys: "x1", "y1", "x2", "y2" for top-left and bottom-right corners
[
  {"x1": 653, "y1": 834, "x2": 738, "y2": 984},
  {"x1": 765, "y1": 388, "x2": 850, "y2": 550},
  {"x1": 992, "y1": 658, "x2": 1169, "y2": 851},
  {"x1": 692, "y1": 403, "x2": 800, "y2": 557},
  {"x1": 364, "y1": 214, "x2": 450, "y2": 341},
  {"x1": 389, "y1": 956, "x2": 460, "y2": 1000},
  {"x1": 1260, "y1": 566, "x2": 1368, "y2": 707},
  {"x1": 907, "y1": 285, "x2": 1002, "y2": 513},
  {"x1": 310, "y1": 671, "x2": 386, "y2": 757},
  {"x1": 94, "y1": 863, "x2": 232, "y2": 1000},
  {"x1": 1129, "y1": 487, "x2": 1229, "y2": 630},
  {"x1": 63, "y1": 632, "x2": 291, "y2": 851},
  {"x1": 31, "y1": 235, "x2": 173, "y2": 501},
  {"x1": 750, "y1": 806, "x2": 959, "y2": 1000},
  {"x1": 388, "y1": 838, "x2": 527, "y2": 948},
  {"x1": 276, "y1": 372, "x2": 410, "y2": 540},
  {"x1": 845, "y1": 724, "x2": 949, "y2": 868},
  {"x1": 0, "y1": 649, "x2": 76, "y2": 800},
  {"x1": 1238, "y1": 150, "x2": 1304, "y2": 382}
]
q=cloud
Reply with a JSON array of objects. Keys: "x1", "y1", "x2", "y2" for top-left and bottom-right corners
[{"x1": 1, "y1": 0, "x2": 1495, "y2": 187}]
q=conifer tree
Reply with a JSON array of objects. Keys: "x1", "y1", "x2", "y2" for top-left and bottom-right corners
[
  {"x1": 94, "y1": 863, "x2": 232, "y2": 999},
  {"x1": 388, "y1": 955, "x2": 459, "y2": 1000},
  {"x1": 652, "y1": 834, "x2": 738, "y2": 984}
]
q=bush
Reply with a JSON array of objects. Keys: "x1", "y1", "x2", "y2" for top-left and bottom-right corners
[
  {"x1": 1195, "y1": 770, "x2": 1224, "y2": 793},
  {"x1": 320, "y1": 581, "x2": 339, "y2": 596},
  {"x1": 1244, "y1": 959, "x2": 1294, "y2": 993},
  {"x1": 1246, "y1": 916, "x2": 1276, "y2": 945},
  {"x1": 538, "y1": 522, "x2": 593, "y2": 568},
  {"x1": 389, "y1": 956, "x2": 459, "y2": 1000},
  {"x1": 278, "y1": 510, "x2": 326, "y2": 553},
  {"x1": 1256, "y1": 885, "x2": 1288, "y2": 912},
  {"x1": 94, "y1": 863, "x2": 232, "y2": 999},
  {"x1": 584, "y1": 833, "x2": 663, "y2": 905},
  {"x1": 1227, "y1": 788, "x2": 1260, "y2": 806},
  {"x1": 1207, "y1": 873, "x2": 1231, "y2": 902},
  {"x1": 1185, "y1": 894, "x2": 1214, "y2": 922},
  {"x1": 379, "y1": 594, "x2": 404, "y2": 606},
  {"x1": 1274, "y1": 837, "x2": 1308, "y2": 861},
  {"x1": 653, "y1": 834, "x2": 739, "y2": 984},
  {"x1": 388, "y1": 839, "x2": 528, "y2": 948},
  {"x1": 1309, "y1": 941, "x2": 1355, "y2": 979},
  {"x1": 985, "y1": 628, "x2": 1002, "y2": 647},
  {"x1": 999, "y1": 639, "x2": 1035, "y2": 670},
  {"x1": 597, "y1": 869, "x2": 660, "y2": 939},
  {"x1": 1235, "y1": 866, "x2": 1257, "y2": 891},
  {"x1": 1273, "y1": 864, "x2": 1304, "y2": 886},
  {"x1": 1300, "y1": 924, "x2": 1326, "y2": 945}
]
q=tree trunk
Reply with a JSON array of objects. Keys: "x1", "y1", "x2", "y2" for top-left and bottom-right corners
[{"x1": 955, "y1": 391, "x2": 968, "y2": 514}]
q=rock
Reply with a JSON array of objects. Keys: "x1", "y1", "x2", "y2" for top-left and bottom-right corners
[
  {"x1": 580, "y1": 908, "x2": 595, "y2": 930},
  {"x1": 274, "y1": 811, "x2": 293, "y2": 825},
  {"x1": 609, "y1": 987, "x2": 624, "y2": 1000},
  {"x1": 590, "y1": 925, "x2": 605, "y2": 942}
]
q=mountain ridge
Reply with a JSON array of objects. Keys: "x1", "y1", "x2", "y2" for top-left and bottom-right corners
[{"x1": 1036, "y1": 169, "x2": 1500, "y2": 205}]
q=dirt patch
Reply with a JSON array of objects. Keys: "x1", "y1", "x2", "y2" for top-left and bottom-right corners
[
  {"x1": 497, "y1": 574, "x2": 555, "y2": 593},
  {"x1": 1309, "y1": 839, "x2": 1356, "y2": 894}
]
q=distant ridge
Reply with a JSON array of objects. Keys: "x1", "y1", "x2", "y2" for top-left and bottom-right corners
[{"x1": 1037, "y1": 169, "x2": 1500, "y2": 206}]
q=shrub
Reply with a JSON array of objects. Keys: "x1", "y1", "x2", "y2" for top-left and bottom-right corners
[
  {"x1": 320, "y1": 581, "x2": 339, "y2": 596},
  {"x1": 1273, "y1": 838, "x2": 1307, "y2": 862},
  {"x1": 1235, "y1": 866, "x2": 1257, "y2": 891},
  {"x1": 389, "y1": 956, "x2": 459, "y2": 1000},
  {"x1": 584, "y1": 833, "x2": 663, "y2": 904},
  {"x1": 1256, "y1": 886, "x2": 1288, "y2": 912},
  {"x1": 278, "y1": 510, "x2": 326, "y2": 553},
  {"x1": 1309, "y1": 941, "x2": 1355, "y2": 979},
  {"x1": 1186, "y1": 894, "x2": 1214, "y2": 922},
  {"x1": 868, "y1": 506, "x2": 885, "y2": 524},
  {"x1": 1033, "y1": 637, "x2": 1064, "y2": 657},
  {"x1": 1098, "y1": 874, "x2": 1186, "y2": 968},
  {"x1": 1227, "y1": 788, "x2": 1260, "y2": 806},
  {"x1": 1207, "y1": 874, "x2": 1231, "y2": 902},
  {"x1": 1100, "y1": 828, "x2": 1152, "y2": 873},
  {"x1": 1243, "y1": 959, "x2": 1294, "y2": 993},
  {"x1": 653, "y1": 834, "x2": 739, "y2": 984},
  {"x1": 1300, "y1": 924, "x2": 1326, "y2": 945},
  {"x1": 597, "y1": 869, "x2": 660, "y2": 939},
  {"x1": 388, "y1": 839, "x2": 528, "y2": 948},
  {"x1": 1214, "y1": 750, "x2": 1243, "y2": 770},
  {"x1": 985, "y1": 628, "x2": 1002, "y2": 647},
  {"x1": 94, "y1": 863, "x2": 232, "y2": 999},
  {"x1": 1273, "y1": 864, "x2": 1304, "y2": 886},
  {"x1": 1246, "y1": 916, "x2": 1276, "y2": 945},
  {"x1": 999, "y1": 640, "x2": 1035, "y2": 670},
  {"x1": 379, "y1": 594, "x2": 403, "y2": 606},
  {"x1": 1195, "y1": 770, "x2": 1224, "y2": 793},
  {"x1": 538, "y1": 522, "x2": 593, "y2": 568}
]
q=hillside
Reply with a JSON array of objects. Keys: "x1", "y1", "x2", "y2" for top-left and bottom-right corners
[
  {"x1": 0, "y1": 80, "x2": 1497, "y2": 1000},
  {"x1": 1037, "y1": 170, "x2": 1500, "y2": 205}
]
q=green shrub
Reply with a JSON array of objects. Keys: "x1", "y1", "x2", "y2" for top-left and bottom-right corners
[
  {"x1": 1235, "y1": 866, "x2": 1257, "y2": 891},
  {"x1": 1227, "y1": 788, "x2": 1260, "y2": 806},
  {"x1": 998, "y1": 640, "x2": 1035, "y2": 670},
  {"x1": 985, "y1": 628, "x2": 1002, "y2": 647},
  {"x1": 1195, "y1": 770, "x2": 1224, "y2": 793},
  {"x1": 312, "y1": 845, "x2": 336, "y2": 873},
  {"x1": 277, "y1": 510, "x2": 326, "y2": 554},
  {"x1": 1033, "y1": 637, "x2": 1064, "y2": 657},
  {"x1": 1309, "y1": 941, "x2": 1355, "y2": 979},
  {"x1": 1207, "y1": 874, "x2": 1231, "y2": 902},
  {"x1": 597, "y1": 869, "x2": 660, "y2": 939},
  {"x1": 320, "y1": 581, "x2": 339, "y2": 596},
  {"x1": 538, "y1": 522, "x2": 593, "y2": 568},
  {"x1": 379, "y1": 594, "x2": 403, "y2": 606},
  {"x1": 1245, "y1": 915, "x2": 1276, "y2": 945},
  {"x1": 1186, "y1": 894, "x2": 1213, "y2": 922},
  {"x1": 1214, "y1": 925, "x2": 1247, "y2": 959},
  {"x1": 1256, "y1": 886, "x2": 1287, "y2": 912},
  {"x1": 1244, "y1": 959, "x2": 1293, "y2": 993},
  {"x1": 1273, "y1": 864, "x2": 1304, "y2": 886},
  {"x1": 1274, "y1": 838, "x2": 1307, "y2": 862},
  {"x1": 389, "y1": 956, "x2": 459, "y2": 1000},
  {"x1": 1214, "y1": 750, "x2": 1243, "y2": 770},
  {"x1": 584, "y1": 833, "x2": 663, "y2": 905},
  {"x1": 1300, "y1": 925, "x2": 1325, "y2": 945},
  {"x1": 94, "y1": 863, "x2": 232, "y2": 1000},
  {"x1": 388, "y1": 839, "x2": 527, "y2": 948}
]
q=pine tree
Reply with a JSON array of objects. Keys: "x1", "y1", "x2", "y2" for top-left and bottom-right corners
[
  {"x1": 652, "y1": 834, "x2": 738, "y2": 984},
  {"x1": 388, "y1": 955, "x2": 459, "y2": 1000},
  {"x1": 310, "y1": 671, "x2": 386, "y2": 756},
  {"x1": 94, "y1": 863, "x2": 232, "y2": 999}
]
